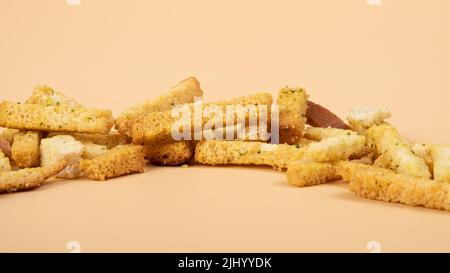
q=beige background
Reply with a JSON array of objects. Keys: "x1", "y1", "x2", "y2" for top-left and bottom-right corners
[{"x1": 0, "y1": 0, "x2": 449, "y2": 252}]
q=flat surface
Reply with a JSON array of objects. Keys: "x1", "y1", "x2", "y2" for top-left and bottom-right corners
[{"x1": 1, "y1": 0, "x2": 450, "y2": 252}]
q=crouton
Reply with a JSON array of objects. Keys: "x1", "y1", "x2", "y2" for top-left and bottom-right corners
[
  {"x1": 302, "y1": 134, "x2": 366, "y2": 163},
  {"x1": 80, "y1": 144, "x2": 145, "y2": 180},
  {"x1": 347, "y1": 107, "x2": 391, "y2": 133},
  {"x1": 367, "y1": 124, "x2": 431, "y2": 179},
  {"x1": 132, "y1": 93, "x2": 273, "y2": 144},
  {"x1": 40, "y1": 135, "x2": 84, "y2": 178},
  {"x1": 338, "y1": 162, "x2": 450, "y2": 212},
  {"x1": 47, "y1": 132, "x2": 128, "y2": 149},
  {"x1": 373, "y1": 153, "x2": 392, "y2": 169},
  {"x1": 26, "y1": 85, "x2": 82, "y2": 108},
  {"x1": 277, "y1": 87, "x2": 308, "y2": 144},
  {"x1": 0, "y1": 160, "x2": 67, "y2": 193},
  {"x1": 0, "y1": 151, "x2": 11, "y2": 172},
  {"x1": 195, "y1": 140, "x2": 305, "y2": 170},
  {"x1": 287, "y1": 161, "x2": 339, "y2": 187},
  {"x1": 0, "y1": 101, "x2": 114, "y2": 134},
  {"x1": 82, "y1": 142, "x2": 108, "y2": 159},
  {"x1": 304, "y1": 127, "x2": 357, "y2": 141},
  {"x1": 144, "y1": 141, "x2": 194, "y2": 166},
  {"x1": 431, "y1": 146, "x2": 450, "y2": 183},
  {"x1": 412, "y1": 143, "x2": 434, "y2": 173},
  {"x1": 11, "y1": 131, "x2": 41, "y2": 168},
  {"x1": 116, "y1": 77, "x2": 203, "y2": 138}
]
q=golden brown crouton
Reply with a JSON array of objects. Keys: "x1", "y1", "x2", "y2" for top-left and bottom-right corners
[
  {"x1": 338, "y1": 162, "x2": 450, "y2": 212},
  {"x1": 195, "y1": 140, "x2": 305, "y2": 170},
  {"x1": 0, "y1": 160, "x2": 67, "y2": 193},
  {"x1": 116, "y1": 77, "x2": 203, "y2": 138},
  {"x1": 132, "y1": 93, "x2": 273, "y2": 144},
  {"x1": 11, "y1": 131, "x2": 41, "y2": 168},
  {"x1": 287, "y1": 161, "x2": 339, "y2": 187},
  {"x1": 80, "y1": 144, "x2": 145, "y2": 180},
  {"x1": 0, "y1": 101, "x2": 114, "y2": 134},
  {"x1": 277, "y1": 87, "x2": 308, "y2": 144},
  {"x1": 144, "y1": 141, "x2": 194, "y2": 166}
]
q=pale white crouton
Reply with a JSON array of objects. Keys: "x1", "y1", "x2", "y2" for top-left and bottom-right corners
[
  {"x1": 347, "y1": 107, "x2": 391, "y2": 133},
  {"x1": 303, "y1": 134, "x2": 366, "y2": 163},
  {"x1": 411, "y1": 143, "x2": 434, "y2": 172},
  {"x1": 304, "y1": 127, "x2": 357, "y2": 141},
  {"x1": 431, "y1": 146, "x2": 450, "y2": 183},
  {"x1": 367, "y1": 124, "x2": 431, "y2": 179},
  {"x1": 40, "y1": 135, "x2": 84, "y2": 178},
  {"x1": 0, "y1": 151, "x2": 11, "y2": 172}
]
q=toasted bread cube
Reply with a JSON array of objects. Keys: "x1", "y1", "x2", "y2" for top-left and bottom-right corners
[
  {"x1": 287, "y1": 161, "x2": 339, "y2": 187},
  {"x1": 116, "y1": 77, "x2": 203, "y2": 137},
  {"x1": 0, "y1": 152, "x2": 11, "y2": 172},
  {"x1": 80, "y1": 144, "x2": 145, "y2": 180},
  {"x1": 40, "y1": 135, "x2": 84, "y2": 178},
  {"x1": 11, "y1": 131, "x2": 41, "y2": 168},
  {"x1": 0, "y1": 101, "x2": 114, "y2": 134},
  {"x1": 277, "y1": 87, "x2": 308, "y2": 144},
  {"x1": 338, "y1": 162, "x2": 450, "y2": 212},
  {"x1": 144, "y1": 141, "x2": 194, "y2": 166},
  {"x1": 26, "y1": 85, "x2": 82, "y2": 107},
  {"x1": 431, "y1": 146, "x2": 450, "y2": 183}
]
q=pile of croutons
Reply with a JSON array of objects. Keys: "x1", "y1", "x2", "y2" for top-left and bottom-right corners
[{"x1": 0, "y1": 77, "x2": 449, "y2": 212}]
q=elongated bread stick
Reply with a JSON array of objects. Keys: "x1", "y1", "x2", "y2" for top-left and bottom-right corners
[{"x1": 0, "y1": 101, "x2": 114, "y2": 134}]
